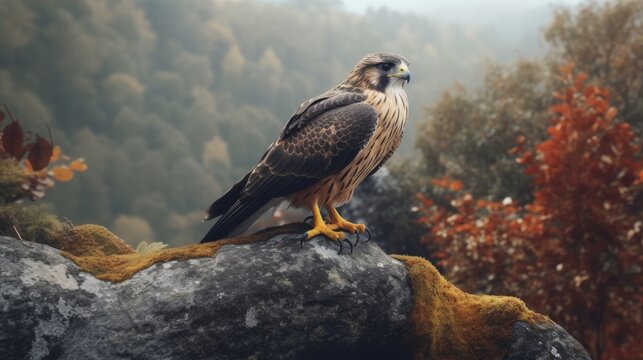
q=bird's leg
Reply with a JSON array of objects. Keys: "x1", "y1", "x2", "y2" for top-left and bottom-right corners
[
  {"x1": 326, "y1": 206, "x2": 366, "y2": 234},
  {"x1": 305, "y1": 201, "x2": 345, "y2": 241},
  {"x1": 303, "y1": 212, "x2": 329, "y2": 225}
]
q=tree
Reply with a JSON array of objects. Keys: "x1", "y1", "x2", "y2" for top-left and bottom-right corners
[
  {"x1": 418, "y1": 68, "x2": 642, "y2": 359},
  {"x1": 416, "y1": 61, "x2": 551, "y2": 202},
  {"x1": 415, "y1": 0, "x2": 643, "y2": 204},
  {"x1": 545, "y1": 0, "x2": 643, "y2": 132}
]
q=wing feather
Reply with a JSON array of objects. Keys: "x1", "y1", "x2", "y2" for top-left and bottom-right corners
[
  {"x1": 281, "y1": 91, "x2": 367, "y2": 138},
  {"x1": 243, "y1": 99, "x2": 377, "y2": 200},
  {"x1": 201, "y1": 91, "x2": 377, "y2": 242}
]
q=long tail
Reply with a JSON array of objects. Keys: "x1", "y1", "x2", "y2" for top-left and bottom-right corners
[
  {"x1": 201, "y1": 198, "x2": 272, "y2": 243},
  {"x1": 204, "y1": 173, "x2": 250, "y2": 221}
]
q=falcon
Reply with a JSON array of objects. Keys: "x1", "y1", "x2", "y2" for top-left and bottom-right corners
[{"x1": 201, "y1": 53, "x2": 410, "y2": 246}]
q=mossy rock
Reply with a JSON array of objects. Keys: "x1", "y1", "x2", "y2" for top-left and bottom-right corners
[
  {"x1": 392, "y1": 255, "x2": 551, "y2": 359},
  {"x1": 0, "y1": 203, "x2": 61, "y2": 244},
  {"x1": 0, "y1": 229, "x2": 590, "y2": 359},
  {"x1": 53, "y1": 224, "x2": 135, "y2": 257},
  {"x1": 61, "y1": 223, "x2": 309, "y2": 282},
  {"x1": 0, "y1": 159, "x2": 28, "y2": 204}
]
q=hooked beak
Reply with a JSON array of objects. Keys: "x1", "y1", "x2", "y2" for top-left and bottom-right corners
[{"x1": 388, "y1": 67, "x2": 411, "y2": 82}]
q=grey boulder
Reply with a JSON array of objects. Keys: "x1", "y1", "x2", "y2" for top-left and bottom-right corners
[
  {"x1": 0, "y1": 233, "x2": 590, "y2": 359},
  {"x1": 0, "y1": 235, "x2": 410, "y2": 359}
]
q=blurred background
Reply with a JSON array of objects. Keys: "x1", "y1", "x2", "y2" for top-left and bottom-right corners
[{"x1": 0, "y1": 0, "x2": 640, "y2": 358}]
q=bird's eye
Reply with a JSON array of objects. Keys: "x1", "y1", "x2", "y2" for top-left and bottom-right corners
[{"x1": 379, "y1": 63, "x2": 393, "y2": 71}]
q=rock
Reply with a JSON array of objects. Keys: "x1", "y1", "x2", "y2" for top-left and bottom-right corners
[
  {"x1": 506, "y1": 322, "x2": 591, "y2": 360},
  {"x1": 0, "y1": 234, "x2": 411, "y2": 359},
  {"x1": 0, "y1": 230, "x2": 590, "y2": 359}
]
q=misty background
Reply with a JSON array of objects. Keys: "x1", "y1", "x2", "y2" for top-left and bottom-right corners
[{"x1": 1, "y1": 0, "x2": 581, "y2": 247}]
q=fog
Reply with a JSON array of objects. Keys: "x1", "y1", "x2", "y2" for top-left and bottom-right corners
[{"x1": 0, "y1": 0, "x2": 580, "y2": 246}]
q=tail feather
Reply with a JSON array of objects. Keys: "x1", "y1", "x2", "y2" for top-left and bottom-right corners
[
  {"x1": 204, "y1": 173, "x2": 250, "y2": 221},
  {"x1": 201, "y1": 198, "x2": 271, "y2": 243}
]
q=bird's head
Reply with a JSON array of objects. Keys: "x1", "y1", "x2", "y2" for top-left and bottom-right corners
[{"x1": 343, "y1": 52, "x2": 410, "y2": 92}]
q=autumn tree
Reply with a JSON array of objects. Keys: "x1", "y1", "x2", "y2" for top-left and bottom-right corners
[
  {"x1": 416, "y1": 60, "x2": 551, "y2": 202},
  {"x1": 545, "y1": 0, "x2": 643, "y2": 131},
  {"x1": 416, "y1": 0, "x2": 643, "y2": 205},
  {"x1": 418, "y1": 68, "x2": 642, "y2": 359}
]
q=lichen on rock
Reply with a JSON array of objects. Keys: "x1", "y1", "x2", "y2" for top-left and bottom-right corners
[
  {"x1": 393, "y1": 255, "x2": 555, "y2": 359},
  {"x1": 0, "y1": 225, "x2": 590, "y2": 359},
  {"x1": 61, "y1": 222, "x2": 310, "y2": 282},
  {"x1": 54, "y1": 224, "x2": 135, "y2": 257},
  {"x1": 0, "y1": 231, "x2": 413, "y2": 359}
]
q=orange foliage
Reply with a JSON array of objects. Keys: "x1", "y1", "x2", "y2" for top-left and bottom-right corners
[
  {"x1": 418, "y1": 67, "x2": 642, "y2": 359},
  {"x1": 51, "y1": 166, "x2": 74, "y2": 182},
  {"x1": 0, "y1": 105, "x2": 87, "y2": 201}
]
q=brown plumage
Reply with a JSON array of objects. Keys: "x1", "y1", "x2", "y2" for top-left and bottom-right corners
[{"x1": 202, "y1": 53, "x2": 410, "y2": 243}]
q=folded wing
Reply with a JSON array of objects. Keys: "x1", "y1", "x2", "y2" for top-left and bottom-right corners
[{"x1": 201, "y1": 92, "x2": 378, "y2": 242}]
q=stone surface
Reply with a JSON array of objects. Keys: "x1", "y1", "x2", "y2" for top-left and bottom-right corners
[
  {"x1": 0, "y1": 235, "x2": 411, "y2": 359},
  {"x1": 0, "y1": 234, "x2": 591, "y2": 359},
  {"x1": 506, "y1": 321, "x2": 591, "y2": 360}
]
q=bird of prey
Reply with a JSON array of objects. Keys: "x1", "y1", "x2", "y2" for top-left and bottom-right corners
[{"x1": 201, "y1": 52, "x2": 410, "y2": 245}]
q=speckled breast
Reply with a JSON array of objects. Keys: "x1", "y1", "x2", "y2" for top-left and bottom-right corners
[{"x1": 289, "y1": 87, "x2": 408, "y2": 208}]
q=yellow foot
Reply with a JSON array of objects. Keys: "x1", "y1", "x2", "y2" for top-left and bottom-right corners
[
  {"x1": 329, "y1": 220, "x2": 366, "y2": 234},
  {"x1": 326, "y1": 206, "x2": 366, "y2": 234},
  {"x1": 305, "y1": 223, "x2": 345, "y2": 241}
]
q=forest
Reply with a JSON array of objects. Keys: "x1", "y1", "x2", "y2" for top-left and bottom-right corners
[
  {"x1": 0, "y1": 0, "x2": 641, "y2": 359},
  {"x1": 1, "y1": 0, "x2": 535, "y2": 245}
]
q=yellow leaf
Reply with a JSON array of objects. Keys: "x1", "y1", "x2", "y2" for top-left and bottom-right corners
[
  {"x1": 51, "y1": 166, "x2": 74, "y2": 182},
  {"x1": 69, "y1": 159, "x2": 88, "y2": 172},
  {"x1": 50, "y1": 145, "x2": 61, "y2": 162}
]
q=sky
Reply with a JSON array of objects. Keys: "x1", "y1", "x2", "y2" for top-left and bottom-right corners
[
  {"x1": 343, "y1": 0, "x2": 586, "y2": 23},
  {"x1": 263, "y1": 0, "x2": 589, "y2": 47}
]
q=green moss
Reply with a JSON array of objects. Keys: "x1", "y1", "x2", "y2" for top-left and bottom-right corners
[
  {"x1": 392, "y1": 255, "x2": 551, "y2": 360},
  {"x1": 0, "y1": 203, "x2": 62, "y2": 244},
  {"x1": 0, "y1": 159, "x2": 28, "y2": 204}
]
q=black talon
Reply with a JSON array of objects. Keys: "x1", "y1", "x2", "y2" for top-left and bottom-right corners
[
  {"x1": 364, "y1": 227, "x2": 372, "y2": 242},
  {"x1": 354, "y1": 231, "x2": 360, "y2": 247},
  {"x1": 343, "y1": 239, "x2": 353, "y2": 255},
  {"x1": 335, "y1": 238, "x2": 343, "y2": 254},
  {"x1": 300, "y1": 232, "x2": 313, "y2": 248}
]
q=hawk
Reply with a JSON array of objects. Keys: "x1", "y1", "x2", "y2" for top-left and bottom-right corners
[{"x1": 201, "y1": 53, "x2": 410, "y2": 245}]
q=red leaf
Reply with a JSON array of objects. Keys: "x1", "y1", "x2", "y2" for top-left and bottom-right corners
[
  {"x1": 27, "y1": 135, "x2": 53, "y2": 171},
  {"x1": 2, "y1": 121, "x2": 24, "y2": 159},
  {"x1": 549, "y1": 104, "x2": 569, "y2": 115},
  {"x1": 449, "y1": 180, "x2": 464, "y2": 192},
  {"x1": 517, "y1": 151, "x2": 532, "y2": 164},
  {"x1": 432, "y1": 251, "x2": 448, "y2": 259}
]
